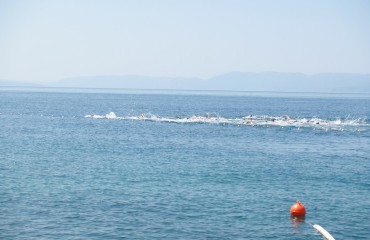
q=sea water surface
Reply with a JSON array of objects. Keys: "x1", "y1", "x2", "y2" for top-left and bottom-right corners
[{"x1": 1, "y1": 88, "x2": 370, "y2": 239}]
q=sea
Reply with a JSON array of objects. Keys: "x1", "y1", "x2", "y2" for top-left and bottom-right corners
[{"x1": 1, "y1": 87, "x2": 369, "y2": 239}]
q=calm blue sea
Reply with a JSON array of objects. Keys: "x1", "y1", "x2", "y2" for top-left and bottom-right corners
[{"x1": 1, "y1": 88, "x2": 370, "y2": 239}]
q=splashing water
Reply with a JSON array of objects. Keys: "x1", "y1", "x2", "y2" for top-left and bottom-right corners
[{"x1": 85, "y1": 112, "x2": 369, "y2": 132}]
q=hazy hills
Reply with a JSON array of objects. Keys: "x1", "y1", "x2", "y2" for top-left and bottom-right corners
[{"x1": 2, "y1": 72, "x2": 370, "y2": 93}]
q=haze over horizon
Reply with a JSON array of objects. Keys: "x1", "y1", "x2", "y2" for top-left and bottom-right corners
[{"x1": 1, "y1": 0, "x2": 370, "y2": 84}]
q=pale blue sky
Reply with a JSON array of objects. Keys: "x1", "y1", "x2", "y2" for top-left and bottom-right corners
[{"x1": 0, "y1": 0, "x2": 369, "y2": 82}]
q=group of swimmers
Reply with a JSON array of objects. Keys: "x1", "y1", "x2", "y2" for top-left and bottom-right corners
[
  {"x1": 87, "y1": 112, "x2": 327, "y2": 127},
  {"x1": 137, "y1": 112, "x2": 213, "y2": 122},
  {"x1": 242, "y1": 115, "x2": 323, "y2": 126}
]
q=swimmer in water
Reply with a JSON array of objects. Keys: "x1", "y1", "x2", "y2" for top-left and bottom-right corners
[{"x1": 139, "y1": 114, "x2": 145, "y2": 120}]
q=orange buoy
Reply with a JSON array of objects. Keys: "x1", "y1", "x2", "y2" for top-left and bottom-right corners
[{"x1": 290, "y1": 200, "x2": 306, "y2": 217}]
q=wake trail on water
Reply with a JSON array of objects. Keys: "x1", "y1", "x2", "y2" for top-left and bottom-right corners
[{"x1": 85, "y1": 112, "x2": 369, "y2": 132}]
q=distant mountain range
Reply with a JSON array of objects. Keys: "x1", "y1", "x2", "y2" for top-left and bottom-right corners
[{"x1": 2, "y1": 72, "x2": 370, "y2": 93}]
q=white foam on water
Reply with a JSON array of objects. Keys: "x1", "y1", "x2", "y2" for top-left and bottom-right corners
[
  {"x1": 85, "y1": 112, "x2": 369, "y2": 132},
  {"x1": 105, "y1": 112, "x2": 117, "y2": 119},
  {"x1": 85, "y1": 112, "x2": 120, "y2": 119}
]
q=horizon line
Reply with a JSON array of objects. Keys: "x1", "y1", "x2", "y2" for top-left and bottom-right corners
[{"x1": 2, "y1": 71, "x2": 370, "y2": 84}]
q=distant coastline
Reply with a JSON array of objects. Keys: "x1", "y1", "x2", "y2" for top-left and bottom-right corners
[{"x1": 1, "y1": 72, "x2": 370, "y2": 94}]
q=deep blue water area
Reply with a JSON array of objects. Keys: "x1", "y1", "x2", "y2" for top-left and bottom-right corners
[{"x1": 1, "y1": 89, "x2": 369, "y2": 239}]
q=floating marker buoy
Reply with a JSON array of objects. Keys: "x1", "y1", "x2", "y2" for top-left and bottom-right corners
[{"x1": 290, "y1": 200, "x2": 306, "y2": 217}]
